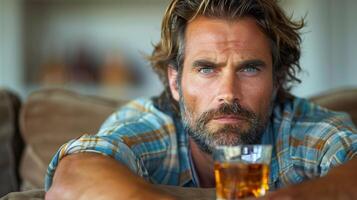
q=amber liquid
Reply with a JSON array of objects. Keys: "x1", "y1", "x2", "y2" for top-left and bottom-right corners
[{"x1": 214, "y1": 163, "x2": 269, "y2": 200}]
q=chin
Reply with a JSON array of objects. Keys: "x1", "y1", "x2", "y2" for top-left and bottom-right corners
[
  {"x1": 207, "y1": 123, "x2": 250, "y2": 134},
  {"x1": 212, "y1": 137, "x2": 242, "y2": 147}
]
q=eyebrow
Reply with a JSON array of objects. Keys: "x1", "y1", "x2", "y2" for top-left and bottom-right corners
[
  {"x1": 239, "y1": 59, "x2": 267, "y2": 68},
  {"x1": 192, "y1": 60, "x2": 218, "y2": 69},
  {"x1": 191, "y1": 59, "x2": 267, "y2": 69}
]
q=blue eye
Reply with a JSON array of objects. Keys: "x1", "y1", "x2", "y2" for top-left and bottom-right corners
[
  {"x1": 243, "y1": 67, "x2": 258, "y2": 72},
  {"x1": 198, "y1": 67, "x2": 214, "y2": 74},
  {"x1": 241, "y1": 64, "x2": 260, "y2": 74}
]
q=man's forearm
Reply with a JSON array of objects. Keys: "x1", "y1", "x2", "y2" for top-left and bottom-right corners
[
  {"x1": 159, "y1": 185, "x2": 215, "y2": 200},
  {"x1": 261, "y1": 157, "x2": 357, "y2": 200},
  {"x1": 45, "y1": 153, "x2": 174, "y2": 200}
]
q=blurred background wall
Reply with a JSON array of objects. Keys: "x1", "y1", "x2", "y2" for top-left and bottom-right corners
[
  {"x1": 281, "y1": 0, "x2": 357, "y2": 97},
  {"x1": 0, "y1": 0, "x2": 24, "y2": 95},
  {"x1": 1, "y1": 0, "x2": 357, "y2": 100}
]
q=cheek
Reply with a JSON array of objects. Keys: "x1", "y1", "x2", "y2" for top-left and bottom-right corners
[
  {"x1": 259, "y1": 85, "x2": 274, "y2": 113},
  {"x1": 244, "y1": 78, "x2": 274, "y2": 116},
  {"x1": 181, "y1": 75, "x2": 213, "y2": 117}
]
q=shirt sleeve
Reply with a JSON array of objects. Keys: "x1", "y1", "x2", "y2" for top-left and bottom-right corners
[
  {"x1": 319, "y1": 114, "x2": 357, "y2": 176},
  {"x1": 44, "y1": 134, "x2": 148, "y2": 190},
  {"x1": 44, "y1": 99, "x2": 173, "y2": 190}
]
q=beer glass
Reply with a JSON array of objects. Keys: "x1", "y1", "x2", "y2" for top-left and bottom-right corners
[{"x1": 213, "y1": 145, "x2": 272, "y2": 200}]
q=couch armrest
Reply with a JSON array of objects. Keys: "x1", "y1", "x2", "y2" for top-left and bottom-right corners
[
  {"x1": 19, "y1": 88, "x2": 124, "y2": 189},
  {"x1": 310, "y1": 88, "x2": 357, "y2": 125}
]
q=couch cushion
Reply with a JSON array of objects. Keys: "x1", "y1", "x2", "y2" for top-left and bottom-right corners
[
  {"x1": 310, "y1": 88, "x2": 357, "y2": 125},
  {"x1": 0, "y1": 89, "x2": 23, "y2": 196},
  {"x1": 19, "y1": 89, "x2": 124, "y2": 189}
]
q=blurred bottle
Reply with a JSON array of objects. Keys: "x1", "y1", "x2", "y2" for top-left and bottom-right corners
[
  {"x1": 38, "y1": 55, "x2": 69, "y2": 85},
  {"x1": 99, "y1": 52, "x2": 138, "y2": 87}
]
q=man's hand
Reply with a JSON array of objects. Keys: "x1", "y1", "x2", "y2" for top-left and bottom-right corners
[
  {"x1": 251, "y1": 158, "x2": 357, "y2": 200},
  {"x1": 45, "y1": 153, "x2": 176, "y2": 200}
]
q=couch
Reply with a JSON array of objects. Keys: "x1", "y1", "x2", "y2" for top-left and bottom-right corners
[
  {"x1": 18, "y1": 89, "x2": 124, "y2": 189},
  {"x1": 0, "y1": 87, "x2": 357, "y2": 199},
  {"x1": 0, "y1": 90, "x2": 24, "y2": 197}
]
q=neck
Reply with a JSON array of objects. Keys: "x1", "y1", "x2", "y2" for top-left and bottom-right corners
[{"x1": 189, "y1": 138, "x2": 215, "y2": 188}]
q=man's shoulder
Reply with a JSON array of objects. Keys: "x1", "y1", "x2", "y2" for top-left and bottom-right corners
[
  {"x1": 274, "y1": 96, "x2": 355, "y2": 133},
  {"x1": 288, "y1": 97, "x2": 355, "y2": 135},
  {"x1": 108, "y1": 97, "x2": 173, "y2": 123},
  {"x1": 273, "y1": 96, "x2": 356, "y2": 155},
  {"x1": 272, "y1": 96, "x2": 357, "y2": 183},
  {"x1": 117, "y1": 97, "x2": 171, "y2": 119},
  {"x1": 98, "y1": 97, "x2": 176, "y2": 138},
  {"x1": 274, "y1": 97, "x2": 357, "y2": 161}
]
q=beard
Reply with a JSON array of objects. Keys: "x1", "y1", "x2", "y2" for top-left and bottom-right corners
[{"x1": 179, "y1": 96, "x2": 270, "y2": 155}]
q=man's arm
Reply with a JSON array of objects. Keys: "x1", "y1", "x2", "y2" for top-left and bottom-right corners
[
  {"x1": 260, "y1": 157, "x2": 357, "y2": 200},
  {"x1": 45, "y1": 153, "x2": 216, "y2": 200},
  {"x1": 45, "y1": 153, "x2": 175, "y2": 200}
]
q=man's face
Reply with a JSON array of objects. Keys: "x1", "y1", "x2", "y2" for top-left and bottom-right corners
[{"x1": 168, "y1": 17, "x2": 275, "y2": 154}]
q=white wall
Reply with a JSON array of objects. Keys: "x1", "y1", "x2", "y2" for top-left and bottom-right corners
[
  {"x1": 0, "y1": 0, "x2": 24, "y2": 95},
  {"x1": 281, "y1": 0, "x2": 357, "y2": 97},
  {"x1": 342, "y1": 0, "x2": 357, "y2": 86},
  {"x1": 2, "y1": 0, "x2": 357, "y2": 98},
  {"x1": 24, "y1": 0, "x2": 167, "y2": 98}
]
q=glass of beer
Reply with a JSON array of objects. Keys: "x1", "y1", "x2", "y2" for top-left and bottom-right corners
[{"x1": 213, "y1": 145, "x2": 272, "y2": 200}]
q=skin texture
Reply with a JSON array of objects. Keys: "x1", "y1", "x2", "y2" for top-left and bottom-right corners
[
  {"x1": 169, "y1": 16, "x2": 275, "y2": 187},
  {"x1": 45, "y1": 153, "x2": 176, "y2": 200},
  {"x1": 170, "y1": 17, "x2": 274, "y2": 132}
]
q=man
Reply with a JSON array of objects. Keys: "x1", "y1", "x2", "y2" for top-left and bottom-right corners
[{"x1": 45, "y1": 0, "x2": 357, "y2": 199}]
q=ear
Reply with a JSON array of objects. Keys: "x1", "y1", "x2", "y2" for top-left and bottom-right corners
[{"x1": 167, "y1": 65, "x2": 180, "y2": 102}]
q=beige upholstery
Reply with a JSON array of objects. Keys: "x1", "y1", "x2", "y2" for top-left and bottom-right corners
[
  {"x1": 310, "y1": 88, "x2": 357, "y2": 125},
  {"x1": 19, "y1": 89, "x2": 124, "y2": 189}
]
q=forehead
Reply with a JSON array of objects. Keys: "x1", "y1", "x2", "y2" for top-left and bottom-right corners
[{"x1": 184, "y1": 16, "x2": 271, "y2": 58}]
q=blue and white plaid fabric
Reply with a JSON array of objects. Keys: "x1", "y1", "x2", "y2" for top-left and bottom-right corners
[{"x1": 45, "y1": 97, "x2": 357, "y2": 191}]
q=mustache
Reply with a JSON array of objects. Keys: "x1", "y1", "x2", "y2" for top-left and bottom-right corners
[{"x1": 197, "y1": 102, "x2": 257, "y2": 126}]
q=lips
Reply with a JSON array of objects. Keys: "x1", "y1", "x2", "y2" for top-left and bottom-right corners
[{"x1": 212, "y1": 115, "x2": 245, "y2": 124}]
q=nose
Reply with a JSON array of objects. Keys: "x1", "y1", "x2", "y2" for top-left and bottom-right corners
[{"x1": 215, "y1": 72, "x2": 241, "y2": 104}]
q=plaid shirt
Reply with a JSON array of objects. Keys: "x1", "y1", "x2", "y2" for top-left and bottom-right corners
[{"x1": 45, "y1": 97, "x2": 357, "y2": 190}]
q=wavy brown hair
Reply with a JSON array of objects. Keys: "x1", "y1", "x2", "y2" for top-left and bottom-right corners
[{"x1": 149, "y1": 0, "x2": 304, "y2": 114}]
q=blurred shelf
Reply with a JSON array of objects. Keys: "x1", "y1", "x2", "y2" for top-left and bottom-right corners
[{"x1": 25, "y1": 83, "x2": 163, "y2": 101}]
